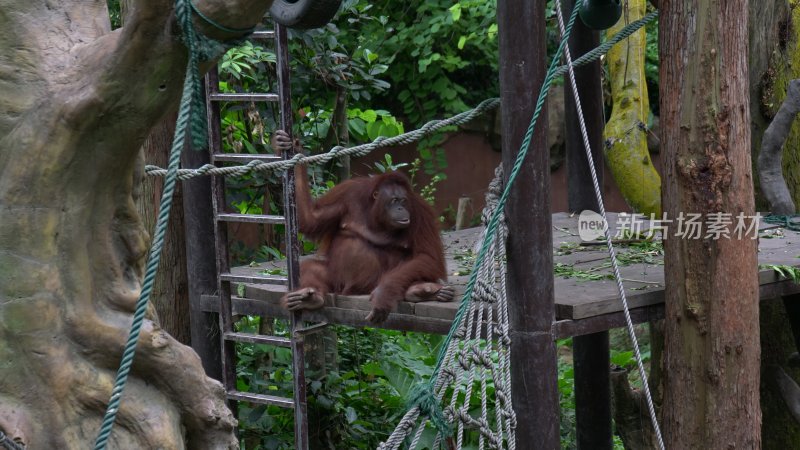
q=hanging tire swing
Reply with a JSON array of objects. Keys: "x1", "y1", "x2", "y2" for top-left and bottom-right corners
[{"x1": 270, "y1": 0, "x2": 344, "y2": 29}]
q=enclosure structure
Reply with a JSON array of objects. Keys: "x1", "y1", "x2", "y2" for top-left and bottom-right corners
[{"x1": 181, "y1": 2, "x2": 787, "y2": 448}]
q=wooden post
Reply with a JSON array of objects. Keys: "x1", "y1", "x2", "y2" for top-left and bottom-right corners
[
  {"x1": 563, "y1": 1, "x2": 612, "y2": 448},
  {"x1": 182, "y1": 132, "x2": 223, "y2": 381},
  {"x1": 455, "y1": 197, "x2": 472, "y2": 230},
  {"x1": 498, "y1": 0, "x2": 560, "y2": 448}
]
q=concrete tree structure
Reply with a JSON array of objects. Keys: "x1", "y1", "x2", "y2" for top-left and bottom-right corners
[{"x1": 0, "y1": 1, "x2": 274, "y2": 448}]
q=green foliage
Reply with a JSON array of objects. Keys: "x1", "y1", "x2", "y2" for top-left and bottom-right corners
[
  {"x1": 407, "y1": 159, "x2": 444, "y2": 206},
  {"x1": 220, "y1": 42, "x2": 277, "y2": 87},
  {"x1": 107, "y1": 0, "x2": 121, "y2": 29},
  {"x1": 233, "y1": 312, "x2": 651, "y2": 448},
  {"x1": 361, "y1": 0, "x2": 500, "y2": 125},
  {"x1": 761, "y1": 264, "x2": 800, "y2": 283},
  {"x1": 233, "y1": 325, "x2": 433, "y2": 448},
  {"x1": 373, "y1": 154, "x2": 410, "y2": 173}
]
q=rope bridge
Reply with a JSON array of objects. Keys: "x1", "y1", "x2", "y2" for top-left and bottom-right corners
[
  {"x1": 378, "y1": 1, "x2": 663, "y2": 448},
  {"x1": 93, "y1": 0, "x2": 660, "y2": 447}
]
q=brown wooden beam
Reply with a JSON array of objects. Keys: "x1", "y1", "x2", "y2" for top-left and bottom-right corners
[
  {"x1": 183, "y1": 94, "x2": 222, "y2": 381},
  {"x1": 498, "y1": 0, "x2": 560, "y2": 447},
  {"x1": 562, "y1": 2, "x2": 612, "y2": 447}
]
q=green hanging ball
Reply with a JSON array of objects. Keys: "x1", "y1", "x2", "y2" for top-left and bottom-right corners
[{"x1": 579, "y1": 0, "x2": 623, "y2": 30}]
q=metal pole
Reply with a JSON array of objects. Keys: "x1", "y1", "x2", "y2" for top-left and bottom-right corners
[{"x1": 498, "y1": 0, "x2": 560, "y2": 448}]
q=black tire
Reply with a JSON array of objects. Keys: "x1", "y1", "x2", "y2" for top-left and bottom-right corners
[{"x1": 270, "y1": 0, "x2": 344, "y2": 30}]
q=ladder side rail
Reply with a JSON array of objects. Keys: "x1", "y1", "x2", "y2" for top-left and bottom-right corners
[
  {"x1": 205, "y1": 67, "x2": 239, "y2": 410},
  {"x1": 275, "y1": 23, "x2": 309, "y2": 450}
]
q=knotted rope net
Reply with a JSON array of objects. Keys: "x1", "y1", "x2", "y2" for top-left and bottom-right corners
[{"x1": 378, "y1": 167, "x2": 515, "y2": 450}]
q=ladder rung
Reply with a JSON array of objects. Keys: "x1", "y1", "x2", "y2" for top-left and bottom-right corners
[
  {"x1": 217, "y1": 213, "x2": 285, "y2": 224},
  {"x1": 294, "y1": 322, "x2": 330, "y2": 337},
  {"x1": 250, "y1": 30, "x2": 275, "y2": 40},
  {"x1": 224, "y1": 331, "x2": 292, "y2": 347},
  {"x1": 213, "y1": 153, "x2": 282, "y2": 163},
  {"x1": 220, "y1": 272, "x2": 289, "y2": 285},
  {"x1": 227, "y1": 390, "x2": 294, "y2": 408},
  {"x1": 208, "y1": 93, "x2": 279, "y2": 102}
]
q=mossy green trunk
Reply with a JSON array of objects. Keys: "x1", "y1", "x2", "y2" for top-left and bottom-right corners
[
  {"x1": 753, "y1": 1, "x2": 800, "y2": 447},
  {"x1": 603, "y1": 0, "x2": 661, "y2": 216},
  {"x1": 763, "y1": 1, "x2": 800, "y2": 207}
]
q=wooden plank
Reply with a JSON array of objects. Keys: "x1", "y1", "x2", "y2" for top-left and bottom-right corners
[
  {"x1": 198, "y1": 275, "x2": 798, "y2": 339},
  {"x1": 199, "y1": 295, "x2": 456, "y2": 335},
  {"x1": 225, "y1": 213, "x2": 800, "y2": 319},
  {"x1": 214, "y1": 213, "x2": 800, "y2": 337},
  {"x1": 275, "y1": 23, "x2": 309, "y2": 450},
  {"x1": 552, "y1": 305, "x2": 666, "y2": 339}
]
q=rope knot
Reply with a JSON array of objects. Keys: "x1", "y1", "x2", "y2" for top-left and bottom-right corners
[{"x1": 406, "y1": 383, "x2": 451, "y2": 438}]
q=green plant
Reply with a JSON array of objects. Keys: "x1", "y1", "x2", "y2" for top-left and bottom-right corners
[
  {"x1": 373, "y1": 153, "x2": 410, "y2": 173},
  {"x1": 761, "y1": 264, "x2": 800, "y2": 283},
  {"x1": 220, "y1": 42, "x2": 277, "y2": 87},
  {"x1": 407, "y1": 158, "x2": 445, "y2": 206},
  {"x1": 365, "y1": 0, "x2": 499, "y2": 125},
  {"x1": 107, "y1": 0, "x2": 121, "y2": 29}
]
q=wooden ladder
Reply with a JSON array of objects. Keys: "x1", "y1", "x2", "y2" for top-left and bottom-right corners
[{"x1": 205, "y1": 23, "x2": 321, "y2": 450}]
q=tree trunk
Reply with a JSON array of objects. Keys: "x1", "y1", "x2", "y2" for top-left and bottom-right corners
[
  {"x1": 748, "y1": 0, "x2": 789, "y2": 210},
  {"x1": 135, "y1": 115, "x2": 192, "y2": 344},
  {"x1": 0, "y1": 1, "x2": 272, "y2": 448},
  {"x1": 749, "y1": 2, "x2": 800, "y2": 446},
  {"x1": 660, "y1": 1, "x2": 761, "y2": 448},
  {"x1": 603, "y1": 0, "x2": 661, "y2": 216},
  {"x1": 758, "y1": 1, "x2": 800, "y2": 208}
]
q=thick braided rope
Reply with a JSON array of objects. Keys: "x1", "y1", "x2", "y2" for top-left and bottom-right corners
[
  {"x1": 93, "y1": 1, "x2": 210, "y2": 447},
  {"x1": 0, "y1": 431, "x2": 24, "y2": 450},
  {"x1": 144, "y1": 98, "x2": 500, "y2": 178},
  {"x1": 555, "y1": 1, "x2": 665, "y2": 448}
]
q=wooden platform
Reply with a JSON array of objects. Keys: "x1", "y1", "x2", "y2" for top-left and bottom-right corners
[{"x1": 199, "y1": 212, "x2": 800, "y2": 338}]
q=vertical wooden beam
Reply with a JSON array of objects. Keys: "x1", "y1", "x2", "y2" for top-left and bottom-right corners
[
  {"x1": 574, "y1": 332, "x2": 612, "y2": 449},
  {"x1": 276, "y1": 24, "x2": 309, "y2": 450},
  {"x1": 497, "y1": 1, "x2": 560, "y2": 448},
  {"x1": 563, "y1": 2, "x2": 612, "y2": 449},
  {"x1": 565, "y1": 1, "x2": 604, "y2": 214},
  {"x1": 183, "y1": 83, "x2": 222, "y2": 382},
  {"x1": 783, "y1": 294, "x2": 800, "y2": 353}
]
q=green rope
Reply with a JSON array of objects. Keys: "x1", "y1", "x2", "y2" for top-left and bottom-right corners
[
  {"x1": 405, "y1": 3, "x2": 583, "y2": 437},
  {"x1": 405, "y1": 385, "x2": 451, "y2": 437},
  {"x1": 93, "y1": 1, "x2": 219, "y2": 447},
  {"x1": 764, "y1": 214, "x2": 800, "y2": 232},
  {"x1": 179, "y1": 2, "x2": 248, "y2": 148},
  {"x1": 552, "y1": 10, "x2": 658, "y2": 78}
]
